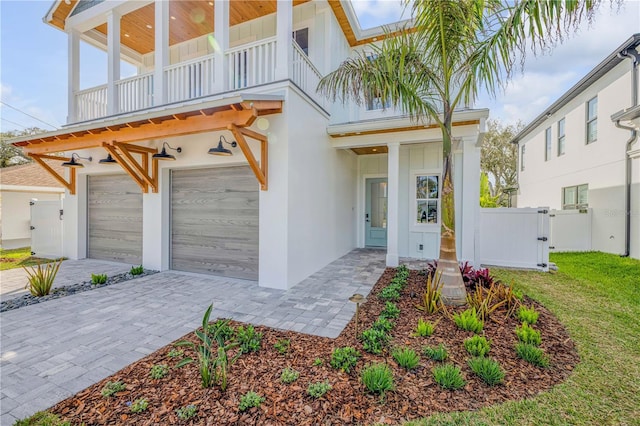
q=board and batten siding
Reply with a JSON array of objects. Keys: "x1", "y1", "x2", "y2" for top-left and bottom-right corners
[
  {"x1": 87, "y1": 174, "x2": 143, "y2": 264},
  {"x1": 170, "y1": 166, "x2": 259, "y2": 280}
]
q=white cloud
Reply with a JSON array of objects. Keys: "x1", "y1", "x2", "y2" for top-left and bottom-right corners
[{"x1": 351, "y1": 0, "x2": 409, "y2": 29}]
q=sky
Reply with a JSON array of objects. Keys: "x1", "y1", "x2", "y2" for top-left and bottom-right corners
[{"x1": 1, "y1": 0, "x2": 639, "y2": 134}]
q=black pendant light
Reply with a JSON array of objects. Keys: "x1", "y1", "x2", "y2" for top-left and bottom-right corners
[
  {"x1": 62, "y1": 153, "x2": 92, "y2": 168},
  {"x1": 208, "y1": 135, "x2": 237, "y2": 156},
  {"x1": 99, "y1": 153, "x2": 118, "y2": 164},
  {"x1": 152, "y1": 142, "x2": 182, "y2": 161}
]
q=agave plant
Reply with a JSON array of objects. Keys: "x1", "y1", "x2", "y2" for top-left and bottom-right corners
[{"x1": 24, "y1": 259, "x2": 62, "y2": 297}]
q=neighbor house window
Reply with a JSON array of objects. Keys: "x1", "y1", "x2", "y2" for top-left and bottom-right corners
[
  {"x1": 562, "y1": 184, "x2": 588, "y2": 209},
  {"x1": 557, "y1": 118, "x2": 565, "y2": 156},
  {"x1": 416, "y1": 175, "x2": 439, "y2": 224},
  {"x1": 545, "y1": 127, "x2": 552, "y2": 161},
  {"x1": 293, "y1": 28, "x2": 309, "y2": 55},
  {"x1": 586, "y1": 96, "x2": 597, "y2": 144},
  {"x1": 520, "y1": 144, "x2": 525, "y2": 171}
]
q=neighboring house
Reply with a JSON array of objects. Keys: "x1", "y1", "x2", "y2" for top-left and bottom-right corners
[
  {"x1": 512, "y1": 34, "x2": 640, "y2": 259},
  {"x1": 10, "y1": 0, "x2": 487, "y2": 289},
  {"x1": 0, "y1": 160, "x2": 65, "y2": 249}
]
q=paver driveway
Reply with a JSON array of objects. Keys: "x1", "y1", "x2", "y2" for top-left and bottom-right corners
[{"x1": 0, "y1": 249, "x2": 391, "y2": 425}]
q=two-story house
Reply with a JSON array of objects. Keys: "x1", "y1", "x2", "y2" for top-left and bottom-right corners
[
  {"x1": 11, "y1": 0, "x2": 488, "y2": 289},
  {"x1": 513, "y1": 33, "x2": 640, "y2": 259}
]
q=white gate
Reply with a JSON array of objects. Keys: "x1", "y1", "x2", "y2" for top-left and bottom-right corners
[
  {"x1": 477, "y1": 207, "x2": 549, "y2": 271},
  {"x1": 30, "y1": 199, "x2": 63, "y2": 259},
  {"x1": 549, "y1": 209, "x2": 592, "y2": 252}
]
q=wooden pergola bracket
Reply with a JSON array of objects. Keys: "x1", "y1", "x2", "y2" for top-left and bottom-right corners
[
  {"x1": 30, "y1": 154, "x2": 76, "y2": 195},
  {"x1": 103, "y1": 142, "x2": 159, "y2": 193},
  {"x1": 228, "y1": 124, "x2": 268, "y2": 191}
]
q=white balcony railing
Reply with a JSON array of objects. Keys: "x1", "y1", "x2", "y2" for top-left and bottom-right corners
[
  {"x1": 165, "y1": 54, "x2": 216, "y2": 104},
  {"x1": 291, "y1": 41, "x2": 326, "y2": 110},
  {"x1": 75, "y1": 84, "x2": 107, "y2": 122},
  {"x1": 117, "y1": 72, "x2": 153, "y2": 113},
  {"x1": 226, "y1": 37, "x2": 277, "y2": 90}
]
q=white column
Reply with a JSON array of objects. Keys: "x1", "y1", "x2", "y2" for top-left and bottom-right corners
[
  {"x1": 386, "y1": 142, "x2": 400, "y2": 267},
  {"x1": 461, "y1": 136, "x2": 481, "y2": 264},
  {"x1": 275, "y1": 0, "x2": 293, "y2": 81},
  {"x1": 213, "y1": 0, "x2": 229, "y2": 92},
  {"x1": 106, "y1": 10, "x2": 121, "y2": 115},
  {"x1": 154, "y1": 0, "x2": 169, "y2": 106},
  {"x1": 67, "y1": 28, "x2": 80, "y2": 123}
]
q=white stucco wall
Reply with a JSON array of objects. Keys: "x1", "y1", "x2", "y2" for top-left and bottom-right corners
[{"x1": 0, "y1": 190, "x2": 63, "y2": 249}]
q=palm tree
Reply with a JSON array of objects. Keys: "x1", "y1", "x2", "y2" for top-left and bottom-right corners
[{"x1": 318, "y1": 0, "x2": 610, "y2": 304}]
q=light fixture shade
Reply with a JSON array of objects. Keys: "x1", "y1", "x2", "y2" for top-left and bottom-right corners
[
  {"x1": 99, "y1": 154, "x2": 118, "y2": 164},
  {"x1": 61, "y1": 157, "x2": 84, "y2": 168},
  {"x1": 152, "y1": 147, "x2": 176, "y2": 161},
  {"x1": 208, "y1": 141, "x2": 233, "y2": 156}
]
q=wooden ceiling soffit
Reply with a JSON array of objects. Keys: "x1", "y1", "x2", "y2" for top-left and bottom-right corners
[
  {"x1": 103, "y1": 142, "x2": 159, "y2": 193},
  {"x1": 351, "y1": 146, "x2": 388, "y2": 155},
  {"x1": 29, "y1": 154, "x2": 76, "y2": 195},
  {"x1": 227, "y1": 124, "x2": 268, "y2": 191}
]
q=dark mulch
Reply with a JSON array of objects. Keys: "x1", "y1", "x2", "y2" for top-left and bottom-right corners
[{"x1": 50, "y1": 269, "x2": 579, "y2": 425}]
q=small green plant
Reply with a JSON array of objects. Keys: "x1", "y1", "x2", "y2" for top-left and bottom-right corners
[
  {"x1": 313, "y1": 357, "x2": 323, "y2": 366},
  {"x1": 280, "y1": 367, "x2": 300, "y2": 384},
  {"x1": 101, "y1": 380, "x2": 126, "y2": 397},
  {"x1": 207, "y1": 319, "x2": 235, "y2": 343},
  {"x1": 176, "y1": 404, "x2": 198, "y2": 420},
  {"x1": 395, "y1": 264, "x2": 410, "y2": 280},
  {"x1": 235, "y1": 324, "x2": 263, "y2": 354},
  {"x1": 378, "y1": 285, "x2": 401, "y2": 301},
  {"x1": 423, "y1": 343, "x2": 448, "y2": 361},
  {"x1": 91, "y1": 273, "x2": 108, "y2": 285},
  {"x1": 453, "y1": 308, "x2": 484, "y2": 333},
  {"x1": 307, "y1": 381, "x2": 332, "y2": 398},
  {"x1": 415, "y1": 272, "x2": 443, "y2": 314},
  {"x1": 379, "y1": 301, "x2": 400, "y2": 319},
  {"x1": 23, "y1": 259, "x2": 62, "y2": 297},
  {"x1": 516, "y1": 342, "x2": 550, "y2": 367},
  {"x1": 167, "y1": 348, "x2": 184, "y2": 358},
  {"x1": 360, "y1": 328, "x2": 390, "y2": 354},
  {"x1": 515, "y1": 322, "x2": 542, "y2": 346},
  {"x1": 150, "y1": 364, "x2": 169, "y2": 379},
  {"x1": 372, "y1": 317, "x2": 394, "y2": 333},
  {"x1": 433, "y1": 364, "x2": 466, "y2": 390},
  {"x1": 130, "y1": 265, "x2": 144, "y2": 275},
  {"x1": 13, "y1": 411, "x2": 71, "y2": 426},
  {"x1": 330, "y1": 346, "x2": 361, "y2": 373},
  {"x1": 392, "y1": 347, "x2": 421, "y2": 370},
  {"x1": 274, "y1": 338, "x2": 290, "y2": 355},
  {"x1": 129, "y1": 398, "x2": 149, "y2": 413},
  {"x1": 517, "y1": 305, "x2": 540, "y2": 325},
  {"x1": 238, "y1": 391, "x2": 264, "y2": 412},
  {"x1": 464, "y1": 335, "x2": 491, "y2": 357},
  {"x1": 361, "y1": 363, "x2": 394, "y2": 397},
  {"x1": 413, "y1": 318, "x2": 436, "y2": 337},
  {"x1": 467, "y1": 357, "x2": 505, "y2": 386}
]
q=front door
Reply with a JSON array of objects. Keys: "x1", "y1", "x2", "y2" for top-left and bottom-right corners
[{"x1": 365, "y1": 178, "x2": 388, "y2": 247}]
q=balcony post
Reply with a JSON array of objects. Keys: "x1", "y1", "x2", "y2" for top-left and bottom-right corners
[
  {"x1": 67, "y1": 28, "x2": 80, "y2": 123},
  {"x1": 386, "y1": 142, "x2": 400, "y2": 267},
  {"x1": 214, "y1": 0, "x2": 229, "y2": 92},
  {"x1": 106, "y1": 10, "x2": 121, "y2": 115},
  {"x1": 275, "y1": 0, "x2": 293, "y2": 81},
  {"x1": 154, "y1": 0, "x2": 169, "y2": 106}
]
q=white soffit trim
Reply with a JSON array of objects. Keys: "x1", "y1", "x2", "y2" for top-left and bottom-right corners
[
  {"x1": 0, "y1": 185, "x2": 65, "y2": 193},
  {"x1": 341, "y1": 1, "x2": 413, "y2": 41}
]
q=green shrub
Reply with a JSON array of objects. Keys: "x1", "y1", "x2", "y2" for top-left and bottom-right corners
[
  {"x1": 467, "y1": 357, "x2": 505, "y2": 386},
  {"x1": 274, "y1": 339, "x2": 290, "y2": 355},
  {"x1": 101, "y1": 381, "x2": 126, "y2": 397},
  {"x1": 280, "y1": 367, "x2": 300, "y2": 384},
  {"x1": 361, "y1": 363, "x2": 394, "y2": 396},
  {"x1": 433, "y1": 364, "x2": 466, "y2": 390},
  {"x1": 395, "y1": 264, "x2": 410, "y2": 281},
  {"x1": 235, "y1": 325, "x2": 262, "y2": 354},
  {"x1": 516, "y1": 342, "x2": 550, "y2": 367},
  {"x1": 423, "y1": 343, "x2": 448, "y2": 361},
  {"x1": 23, "y1": 259, "x2": 62, "y2": 297},
  {"x1": 517, "y1": 305, "x2": 540, "y2": 325},
  {"x1": 91, "y1": 273, "x2": 107, "y2": 285},
  {"x1": 238, "y1": 391, "x2": 264, "y2": 412},
  {"x1": 167, "y1": 349, "x2": 184, "y2": 358},
  {"x1": 515, "y1": 322, "x2": 542, "y2": 346},
  {"x1": 307, "y1": 381, "x2": 332, "y2": 398},
  {"x1": 13, "y1": 411, "x2": 70, "y2": 426},
  {"x1": 330, "y1": 346, "x2": 361, "y2": 373},
  {"x1": 379, "y1": 301, "x2": 400, "y2": 319},
  {"x1": 372, "y1": 317, "x2": 394, "y2": 333},
  {"x1": 313, "y1": 357, "x2": 323, "y2": 366},
  {"x1": 176, "y1": 404, "x2": 197, "y2": 420},
  {"x1": 129, "y1": 398, "x2": 149, "y2": 413},
  {"x1": 130, "y1": 265, "x2": 144, "y2": 275},
  {"x1": 360, "y1": 328, "x2": 390, "y2": 354},
  {"x1": 379, "y1": 285, "x2": 401, "y2": 301},
  {"x1": 453, "y1": 308, "x2": 484, "y2": 333},
  {"x1": 463, "y1": 335, "x2": 491, "y2": 357},
  {"x1": 150, "y1": 364, "x2": 169, "y2": 379},
  {"x1": 207, "y1": 319, "x2": 235, "y2": 343},
  {"x1": 392, "y1": 347, "x2": 420, "y2": 370},
  {"x1": 413, "y1": 318, "x2": 436, "y2": 337}
]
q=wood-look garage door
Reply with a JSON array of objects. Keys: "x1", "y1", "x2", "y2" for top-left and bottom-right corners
[
  {"x1": 87, "y1": 174, "x2": 143, "y2": 264},
  {"x1": 171, "y1": 166, "x2": 259, "y2": 280}
]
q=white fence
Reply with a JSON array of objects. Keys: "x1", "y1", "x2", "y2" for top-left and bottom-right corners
[
  {"x1": 165, "y1": 55, "x2": 216, "y2": 103},
  {"x1": 117, "y1": 72, "x2": 153, "y2": 113},
  {"x1": 477, "y1": 207, "x2": 549, "y2": 271},
  {"x1": 75, "y1": 84, "x2": 107, "y2": 122},
  {"x1": 226, "y1": 37, "x2": 277, "y2": 90},
  {"x1": 549, "y1": 208, "x2": 592, "y2": 252},
  {"x1": 30, "y1": 199, "x2": 63, "y2": 259},
  {"x1": 291, "y1": 41, "x2": 326, "y2": 109}
]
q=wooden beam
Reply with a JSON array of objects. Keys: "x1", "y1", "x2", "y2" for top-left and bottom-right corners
[
  {"x1": 112, "y1": 142, "x2": 157, "y2": 192},
  {"x1": 103, "y1": 144, "x2": 148, "y2": 192},
  {"x1": 228, "y1": 124, "x2": 268, "y2": 191},
  {"x1": 30, "y1": 154, "x2": 75, "y2": 194}
]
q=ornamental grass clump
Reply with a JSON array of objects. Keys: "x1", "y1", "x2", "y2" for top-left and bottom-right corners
[
  {"x1": 392, "y1": 347, "x2": 421, "y2": 370},
  {"x1": 91, "y1": 273, "x2": 107, "y2": 285},
  {"x1": 516, "y1": 342, "x2": 550, "y2": 367},
  {"x1": 515, "y1": 322, "x2": 542, "y2": 346},
  {"x1": 453, "y1": 308, "x2": 484, "y2": 333},
  {"x1": 415, "y1": 272, "x2": 443, "y2": 314},
  {"x1": 518, "y1": 305, "x2": 540, "y2": 325},
  {"x1": 130, "y1": 265, "x2": 144, "y2": 275},
  {"x1": 413, "y1": 318, "x2": 436, "y2": 337},
  {"x1": 433, "y1": 364, "x2": 466, "y2": 390},
  {"x1": 467, "y1": 357, "x2": 505, "y2": 386},
  {"x1": 330, "y1": 346, "x2": 361, "y2": 373},
  {"x1": 423, "y1": 343, "x2": 448, "y2": 361},
  {"x1": 361, "y1": 363, "x2": 394, "y2": 398},
  {"x1": 464, "y1": 335, "x2": 491, "y2": 357},
  {"x1": 23, "y1": 259, "x2": 62, "y2": 297}
]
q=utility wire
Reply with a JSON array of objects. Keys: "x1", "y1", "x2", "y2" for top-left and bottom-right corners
[
  {"x1": 1, "y1": 117, "x2": 28, "y2": 130},
  {"x1": 0, "y1": 101, "x2": 58, "y2": 130}
]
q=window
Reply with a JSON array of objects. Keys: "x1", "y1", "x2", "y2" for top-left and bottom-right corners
[
  {"x1": 545, "y1": 127, "x2": 552, "y2": 161},
  {"x1": 562, "y1": 184, "x2": 588, "y2": 210},
  {"x1": 416, "y1": 175, "x2": 439, "y2": 224},
  {"x1": 293, "y1": 28, "x2": 309, "y2": 55},
  {"x1": 586, "y1": 97, "x2": 597, "y2": 144},
  {"x1": 365, "y1": 54, "x2": 391, "y2": 111},
  {"x1": 557, "y1": 118, "x2": 565, "y2": 156},
  {"x1": 520, "y1": 144, "x2": 525, "y2": 171}
]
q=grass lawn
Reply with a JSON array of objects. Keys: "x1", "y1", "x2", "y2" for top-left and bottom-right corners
[
  {"x1": 0, "y1": 247, "x2": 57, "y2": 271},
  {"x1": 408, "y1": 252, "x2": 640, "y2": 426}
]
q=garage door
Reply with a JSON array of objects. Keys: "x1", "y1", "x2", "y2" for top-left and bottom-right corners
[
  {"x1": 171, "y1": 166, "x2": 259, "y2": 280},
  {"x1": 87, "y1": 174, "x2": 143, "y2": 264}
]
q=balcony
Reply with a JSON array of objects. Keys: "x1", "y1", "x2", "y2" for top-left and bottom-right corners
[{"x1": 72, "y1": 39, "x2": 325, "y2": 123}]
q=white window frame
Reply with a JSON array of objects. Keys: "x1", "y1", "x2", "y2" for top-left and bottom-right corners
[
  {"x1": 413, "y1": 172, "x2": 441, "y2": 228},
  {"x1": 545, "y1": 127, "x2": 552, "y2": 161},
  {"x1": 586, "y1": 96, "x2": 597, "y2": 144},
  {"x1": 557, "y1": 118, "x2": 565, "y2": 156},
  {"x1": 562, "y1": 183, "x2": 588, "y2": 210}
]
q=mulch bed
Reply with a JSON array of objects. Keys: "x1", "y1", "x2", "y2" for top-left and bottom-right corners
[{"x1": 50, "y1": 269, "x2": 579, "y2": 425}]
